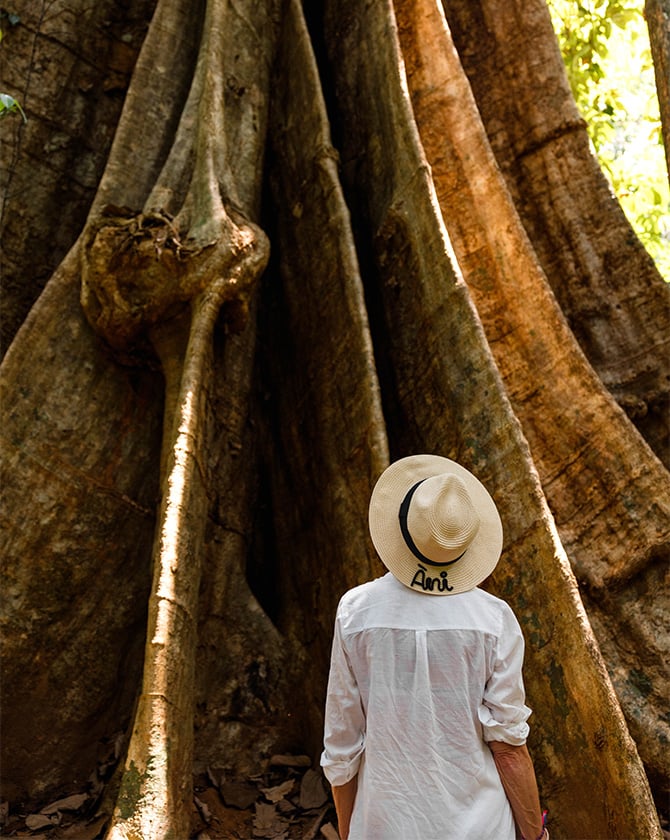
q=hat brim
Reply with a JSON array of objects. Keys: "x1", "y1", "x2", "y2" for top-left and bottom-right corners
[{"x1": 369, "y1": 455, "x2": 503, "y2": 595}]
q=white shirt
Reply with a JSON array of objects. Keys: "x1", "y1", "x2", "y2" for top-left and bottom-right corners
[{"x1": 320, "y1": 573, "x2": 531, "y2": 840}]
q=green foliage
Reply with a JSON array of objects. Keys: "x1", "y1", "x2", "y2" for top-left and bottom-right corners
[
  {"x1": 0, "y1": 91, "x2": 26, "y2": 121},
  {"x1": 549, "y1": 0, "x2": 670, "y2": 278}
]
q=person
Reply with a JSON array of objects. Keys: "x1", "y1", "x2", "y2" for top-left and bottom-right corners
[{"x1": 320, "y1": 454, "x2": 548, "y2": 840}]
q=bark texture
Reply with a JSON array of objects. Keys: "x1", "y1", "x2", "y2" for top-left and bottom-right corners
[
  {"x1": 646, "y1": 0, "x2": 670, "y2": 180},
  {"x1": 394, "y1": 0, "x2": 670, "y2": 795},
  {"x1": 319, "y1": 1, "x2": 663, "y2": 834},
  {"x1": 0, "y1": 0, "x2": 158, "y2": 355},
  {"x1": 1, "y1": 0, "x2": 667, "y2": 837},
  {"x1": 0, "y1": 248, "x2": 162, "y2": 800},
  {"x1": 443, "y1": 0, "x2": 670, "y2": 467}
]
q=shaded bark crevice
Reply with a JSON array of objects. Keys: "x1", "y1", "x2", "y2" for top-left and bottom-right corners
[{"x1": 514, "y1": 118, "x2": 588, "y2": 159}]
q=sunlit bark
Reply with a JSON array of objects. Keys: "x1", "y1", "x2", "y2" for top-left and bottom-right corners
[
  {"x1": 319, "y1": 1, "x2": 662, "y2": 835},
  {"x1": 443, "y1": 0, "x2": 670, "y2": 467},
  {"x1": 646, "y1": 0, "x2": 670, "y2": 181},
  {"x1": 394, "y1": 0, "x2": 670, "y2": 797},
  {"x1": 81, "y1": 0, "x2": 273, "y2": 833}
]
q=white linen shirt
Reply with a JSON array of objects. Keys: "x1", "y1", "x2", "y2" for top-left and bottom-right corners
[{"x1": 320, "y1": 573, "x2": 531, "y2": 840}]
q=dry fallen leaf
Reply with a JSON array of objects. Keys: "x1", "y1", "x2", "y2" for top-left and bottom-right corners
[
  {"x1": 194, "y1": 795, "x2": 212, "y2": 823},
  {"x1": 299, "y1": 769, "x2": 327, "y2": 809},
  {"x1": 303, "y1": 804, "x2": 330, "y2": 840},
  {"x1": 40, "y1": 793, "x2": 88, "y2": 815},
  {"x1": 253, "y1": 801, "x2": 277, "y2": 829},
  {"x1": 260, "y1": 778, "x2": 294, "y2": 803},
  {"x1": 220, "y1": 779, "x2": 259, "y2": 810},
  {"x1": 25, "y1": 813, "x2": 57, "y2": 830},
  {"x1": 252, "y1": 801, "x2": 290, "y2": 839},
  {"x1": 55, "y1": 814, "x2": 109, "y2": 840}
]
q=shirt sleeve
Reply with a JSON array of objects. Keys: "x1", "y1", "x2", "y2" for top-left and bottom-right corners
[
  {"x1": 478, "y1": 603, "x2": 532, "y2": 745},
  {"x1": 320, "y1": 606, "x2": 366, "y2": 786}
]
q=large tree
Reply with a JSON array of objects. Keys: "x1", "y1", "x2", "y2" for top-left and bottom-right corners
[{"x1": 1, "y1": 0, "x2": 668, "y2": 838}]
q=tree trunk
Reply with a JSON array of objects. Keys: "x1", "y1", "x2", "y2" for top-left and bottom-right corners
[
  {"x1": 646, "y1": 0, "x2": 670, "y2": 181},
  {"x1": 1, "y1": 0, "x2": 667, "y2": 837},
  {"x1": 318, "y1": 1, "x2": 662, "y2": 835},
  {"x1": 443, "y1": 0, "x2": 670, "y2": 466},
  {"x1": 0, "y1": 0, "x2": 158, "y2": 355},
  {"x1": 394, "y1": 0, "x2": 670, "y2": 797},
  {"x1": 0, "y1": 247, "x2": 162, "y2": 801}
]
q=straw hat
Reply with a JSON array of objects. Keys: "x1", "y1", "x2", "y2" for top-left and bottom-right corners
[{"x1": 369, "y1": 454, "x2": 503, "y2": 595}]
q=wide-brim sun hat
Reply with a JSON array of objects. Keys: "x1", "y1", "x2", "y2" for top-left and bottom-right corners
[{"x1": 369, "y1": 454, "x2": 503, "y2": 595}]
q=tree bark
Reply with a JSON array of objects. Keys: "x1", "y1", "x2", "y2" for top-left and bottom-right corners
[
  {"x1": 1, "y1": 0, "x2": 667, "y2": 836},
  {"x1": 260, "y1": 0, "x2": 390, "y2": 703},
  {"x1": 0, "y1": 246, "x2": 162, "y2": 802},
  {"x1": 394, "y1": 0, "x2": 670, "y2": 797},
  {"x1": 443, "y1": 0, "x2": 670, "y2": 467},
  {"x1": 318, "y1": 1, "x2": 662, "y2": 835},
  {"x1": 0, "y1": 0, "x2": 158, "y2": 355},
  {"x1": 646, "y1": 0, "x2": 670, "y2": 181},
  {"x1": 78, "y1": 0, "x2": 274, "y2": 832}
]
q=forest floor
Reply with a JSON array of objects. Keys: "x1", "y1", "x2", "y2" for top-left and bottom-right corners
[
  {"x1": 0, "y1": 755, "x2": 340, "y2": 840},
  {"x1": 3, "y1": 759, "x2": 670, "y2": 839}
]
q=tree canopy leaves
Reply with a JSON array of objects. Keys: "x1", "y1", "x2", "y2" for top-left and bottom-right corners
[{"x1": 550, "y1": 0, "x2": 670, "y2": 276}]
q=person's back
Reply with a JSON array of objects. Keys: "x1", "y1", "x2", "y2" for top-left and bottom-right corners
[{"x1": 321, "y1": 455, "x2": 548, "y2": 840}]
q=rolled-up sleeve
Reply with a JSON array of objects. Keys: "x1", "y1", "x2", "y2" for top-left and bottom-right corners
[
  {"x1": 320, "y1": 610, "x2": 366, "y2": 786},
  {"x1": 478, "y1": 605, "x2": 531, "y2": 745}
]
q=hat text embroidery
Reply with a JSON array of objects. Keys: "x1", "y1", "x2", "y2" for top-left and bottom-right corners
[{"x1": 410, "y1": 564, "x2": 454, "y2": 592}]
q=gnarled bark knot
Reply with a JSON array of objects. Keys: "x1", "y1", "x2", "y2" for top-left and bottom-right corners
[{"x1": 80, "y1": 205, "x2": 270, "y2": 352}]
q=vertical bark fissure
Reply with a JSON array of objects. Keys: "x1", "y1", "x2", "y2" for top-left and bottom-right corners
[{"x1": 259, "y1": 0, "x2": 390, "y2": 755}]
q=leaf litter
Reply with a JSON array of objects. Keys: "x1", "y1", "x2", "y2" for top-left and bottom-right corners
[{"x1": 1, "y1": 753, "x2": 339, "y2": 839}]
